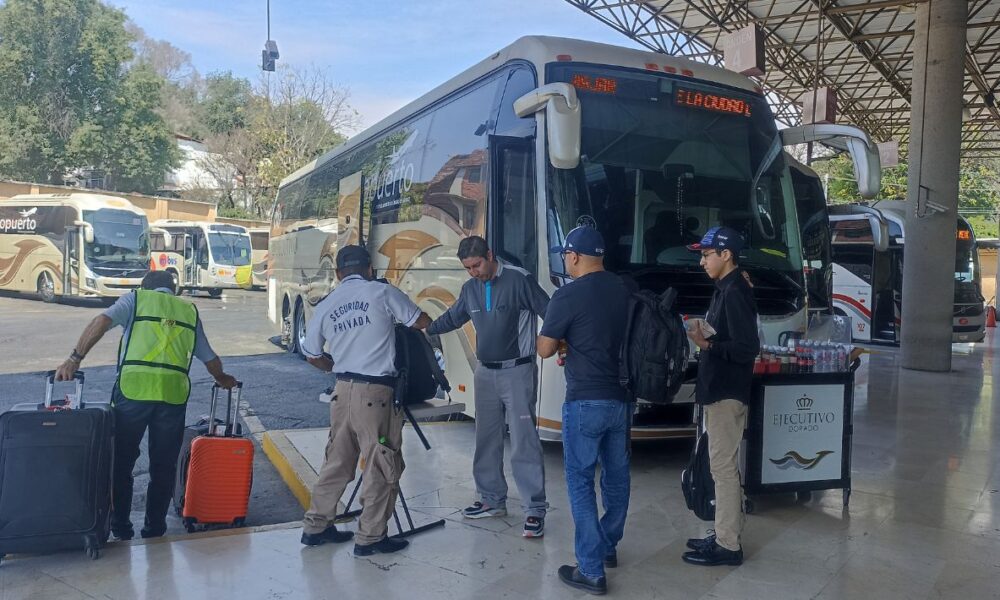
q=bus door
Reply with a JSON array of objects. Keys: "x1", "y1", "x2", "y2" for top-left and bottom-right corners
[
  {"x1": 489, "y1": 136, "x2": 537, "y2": 274},
  {"x1": 183, "y1": 232, "x2": 201, "y2": 287},
  {"x1": 871, "y1": 247, "x2": 897, "y2": 343},
  {"x1": 62, "y1": 225, "x2": 82, "y2": 296}
]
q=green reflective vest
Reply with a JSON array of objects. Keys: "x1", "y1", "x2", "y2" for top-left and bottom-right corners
[{"x1": 118, "y1": 290, "x2": 199, "y2": 404}]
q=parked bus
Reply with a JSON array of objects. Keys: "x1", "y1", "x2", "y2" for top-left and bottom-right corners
[
  {"x1": 0, "y1": 193, "x2": 149, "y2": 302},
  {"x1": 149, "y1": 220, "x2": 253, "y2": 296},
  {"x1": 248, "y1": 227, "x2": 270, "y2": 289},
  {"x1": 267, "y1": 36, "x2": 878, "y2": 440},
  {"x1": 831, "y1": 202, "x2": 985, "y2": 343}
]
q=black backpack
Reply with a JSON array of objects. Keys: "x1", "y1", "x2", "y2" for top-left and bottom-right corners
[
  {"x1": 394, "y1": 325, "x2": 450, "y2": 406},
  {"x1": 619, "y1": 288, "x2": 689, "y2": 404},
  {"x1": 681, "y1": 429, "x2": 716, "y2": 521}
]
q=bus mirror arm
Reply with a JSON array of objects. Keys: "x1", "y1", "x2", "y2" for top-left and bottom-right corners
[
  {"x1": 74, "y1": 221, "x2": 95, "y2": 244},
  {"x1": 779, "y1": 124, "x2": 882, "y2": 199},
  {"x1": 513, "y1": 83, "x2": 581, "y2": 170}
]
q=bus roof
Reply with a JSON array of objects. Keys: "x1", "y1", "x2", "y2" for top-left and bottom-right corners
[
  {"x1": 153, "y1": 219, "x2": 249, "y2": 233},
  {"x1": 281, "y1": 35, "x2": 760, "y2": 188},
  {"x1": 3, "y1": 193, "x2": 145, "y2": 215}
]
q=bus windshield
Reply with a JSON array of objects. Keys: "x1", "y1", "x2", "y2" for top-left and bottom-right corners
[
  {"x1": 208, "y1": 232, "x2": 252, "y2": 266},
  {"x1": 955, "y1": 222, "x2": 978, "y2": 285},
  {"x1": 546, "y1": 65, "x2": 802, "y2": 290},
  {"x1": 83, "y1": 209, "x2": 149, "y2": 270}
]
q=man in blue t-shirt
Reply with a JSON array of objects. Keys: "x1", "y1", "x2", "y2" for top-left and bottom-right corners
[{"x1": 537, "y1": 226, "x2": 631, "y2": 596}]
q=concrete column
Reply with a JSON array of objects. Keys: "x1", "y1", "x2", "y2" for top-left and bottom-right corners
[{"x1": 901, "y1": 0, "x2": 968, "y2": 371}]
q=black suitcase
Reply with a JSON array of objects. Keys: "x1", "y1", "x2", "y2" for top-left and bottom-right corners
[{"x1": 0, "y1": 371, "x2": 114, "y2": 562}]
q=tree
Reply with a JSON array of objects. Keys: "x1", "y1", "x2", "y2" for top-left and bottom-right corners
[
  {"x1": 194, "y1": 66, "x2": 359, "y2": 217},
  {"x1": 127, "y1": 21, "x2": 204, "y2": 139},
  {"x1": 0, "y1": 0, "x2": 179, "y2": 192}
]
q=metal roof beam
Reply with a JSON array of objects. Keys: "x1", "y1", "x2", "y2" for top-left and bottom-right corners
[{"x1": 826, "y1": 0, "x2": 926, "y2": 16}]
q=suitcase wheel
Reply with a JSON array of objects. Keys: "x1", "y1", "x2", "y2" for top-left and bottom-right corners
[
  {"x1": 184, "y1": 517, "x2": 198, "y2": 534},
  {"x1": 796, "y1": 491, "x2": 813, "y2": 503},
  {"x1": 744, "y1": 498, "x2": 755, "y2": 514},
  {"x1": 233, "y1": 517, "x2": 246, "y2": 528},
  {"x1": 85, "y1": 536, "x2": 100, "y2": 560}
]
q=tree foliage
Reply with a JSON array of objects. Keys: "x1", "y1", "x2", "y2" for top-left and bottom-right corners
[{"x1": 0, "y1": 0, "x2": 179, "y2": 191}]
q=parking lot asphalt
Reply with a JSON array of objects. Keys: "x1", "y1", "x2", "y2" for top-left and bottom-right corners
[{"x1": 0, "y1": 288, "x2": 338, "y2": 535}]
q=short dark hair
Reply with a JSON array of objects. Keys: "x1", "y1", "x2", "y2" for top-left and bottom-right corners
[
  {"x1": 715, "y1": 248, "x2": 740, "y2": 266},
  {"x1": 337, "y1": 264, "x2": 371, "y2": 280},
  {"x1": 457, "y1": 236, "x2": 490, "y2": 261},
  {"x1": 141, "y1": 271, "x2": 176, "y2": 294}
]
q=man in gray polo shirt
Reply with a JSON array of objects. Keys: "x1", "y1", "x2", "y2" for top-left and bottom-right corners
[{"x1": 427, "y1": 236, "x2": 550, "y2": 538}]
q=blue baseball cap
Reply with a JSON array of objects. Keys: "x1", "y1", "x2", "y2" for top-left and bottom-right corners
[
  {"x1": 336, "y1": 245, "x2": 372, "y2": 269},
  {"x1": 687, "y1": 226, "x2": 745, "y2": 253},
  {"x1": 554, "y1": 226, "x2": 606, "y2": 257}
]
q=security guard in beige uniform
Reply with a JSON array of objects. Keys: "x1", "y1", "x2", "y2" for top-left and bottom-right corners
[{"x1": 299, "y1": 245, "x2": 431, "y2": 556}]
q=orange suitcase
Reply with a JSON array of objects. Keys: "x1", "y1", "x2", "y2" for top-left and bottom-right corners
[{"x1": 181, "y1": 383, "x2": 253, "y2": 532}]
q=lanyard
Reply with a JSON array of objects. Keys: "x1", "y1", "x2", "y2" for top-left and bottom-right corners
[{"x1": 485, "y1": 280, "x2": 492, "y2": 312}]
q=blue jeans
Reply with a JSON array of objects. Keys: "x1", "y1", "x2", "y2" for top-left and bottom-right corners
[{"x1": 562, "y1": 400, "x2": 632, "y2": 579}]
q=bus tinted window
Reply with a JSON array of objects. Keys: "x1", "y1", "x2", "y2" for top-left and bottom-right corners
[
  {"x1": 496, "y1": 66, "x2": 537, "y2": 137},
  {"x1": 494, "y1": 141, "x2": 536, "y2": 272},
  {"x1": 250, "y1": 231, "x2": 269, "y2": 250}
]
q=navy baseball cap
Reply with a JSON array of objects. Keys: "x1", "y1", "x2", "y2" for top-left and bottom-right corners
[
  {"x1": 554, "y1": 226, "x2": 606, "y2": 257},
  {"x1": 336, "y1": 245, "x2": 372, "y2": 269},
  {"x1": 687, "y1": 226, "x2": 745, "y2": 253}
]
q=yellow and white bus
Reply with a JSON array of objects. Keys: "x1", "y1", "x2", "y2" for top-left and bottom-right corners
[
  {"x1": 149, "y1": 220, "x2": 253, "y2": 297},
  {"x1": 248, "y1": 228, "x2": 270, "y2": 289},
  {"x1": 0, "y1": 193, "x2": 149, "y2": 302},
  {"x1": 268, "y1": 36, "x2": 878, "y2": 440}
]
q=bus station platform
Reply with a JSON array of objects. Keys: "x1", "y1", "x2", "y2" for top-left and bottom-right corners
[{"x1": 2, "y1": 338, "x2": 999, "y2": 600}]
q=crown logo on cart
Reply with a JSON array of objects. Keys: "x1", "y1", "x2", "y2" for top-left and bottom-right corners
[{"x1": 796, "y1": 395, "x2": 813, "y2": 410}]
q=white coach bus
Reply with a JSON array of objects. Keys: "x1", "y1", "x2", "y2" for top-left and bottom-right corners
[
  {"x1": 149, "y1": 220, "x2": 253, "y2": 296},
  {"x1": 268, "y1": 36, "x2": 879, "y2": 440},
  {"x1": 0, "y1": 193, "x2": 149, "y2": 302},
  {"x1": 831, "y1": 202, "x2": 985, "y2": 344}
]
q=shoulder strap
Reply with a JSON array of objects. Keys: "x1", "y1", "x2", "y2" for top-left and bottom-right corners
[
  {"x1": 418, "y1": 333, "x2": 451, "y2": 393},
  {"x1": 618, "y1": 293, "x2": 641, "y2": 390}
]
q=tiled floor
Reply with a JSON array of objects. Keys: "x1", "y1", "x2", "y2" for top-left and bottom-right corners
[{"x1": 2, "y1": 337, "x2": 1000, "y2": 599}]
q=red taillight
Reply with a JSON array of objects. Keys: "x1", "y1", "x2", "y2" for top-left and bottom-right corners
[
  {"x1": 645, "y1": 63, "x2": 659, "y2": 71},
  {"x1": 681, "y1": 68, "x2": 694, "y2": 77},
  {"x1": 663, "y1": 66, "x2": 677, "y2": 74},
  {"x1": 556, "y1": 54, "x2": 572, "y2": 62},
  {"x1": 959, "y1": 318, "x2": 969, "y2": 325}
]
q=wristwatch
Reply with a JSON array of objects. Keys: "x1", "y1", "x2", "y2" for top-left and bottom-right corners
[{"x1": 69, "y1": 349, "x2": 85, "y2": 362}]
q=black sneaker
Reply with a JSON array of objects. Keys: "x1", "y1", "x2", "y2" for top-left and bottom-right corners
[
  {"x1": 522, "y1": 516, "x2": 544, "y2": 538},
  {"x1": 353, "y1": 536, "x2": 409, "y2": 556},
  {"x1": 140, "y1": 525, "x2": 166, "y2": 539},
  {"x1": 557, "y1": 565, "x2": 607, "y2": 595},
  {"x1": 111, "y1": 525, "x2": 134, "y2": 541},
  {"x1": 604, "y1": 550, "x2": 618, "y2": 569},
  {"x1": 686, "y1": 533, "x2": 717, "y2": 551},
  {"x1": 682, "y1": 540, "x2": 743, "y2": 567},
  {"x1": 301, "y1": 525, "x2": 354, "y2": 546},
  {"x1": 462, "y1": 501, "x2": 507, "y2": 519}
]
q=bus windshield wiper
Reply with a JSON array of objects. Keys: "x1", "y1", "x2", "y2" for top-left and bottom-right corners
[{"x1": 743, "y1": 265, "x2": 803, "y2": 293}]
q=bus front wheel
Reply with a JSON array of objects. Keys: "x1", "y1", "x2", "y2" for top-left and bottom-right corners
[
  {"x1": 37, "y1": 272, "x2": 57, "y2": 303},
  {"x1": 293, "y1": 302, "x2": 307, "y2": 360},
  {"x1": 208, "y1": 288, "x2": 222, "y2": 298}
]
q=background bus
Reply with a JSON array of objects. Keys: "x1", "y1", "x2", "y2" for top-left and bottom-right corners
[
  {"x1": 0, "y1": 193, "x2": 149, "y2": 302},
  {"x1": 149, "y1": 220, "x2": 253, "y2": 297},
  {"x1": 268, "y1": 36, "x2": 876, "y2": 440},
  {"x1": 831, "y1": 202, "x2": 985, "y2": 343},
  {"x1": 248, "y1": 228, "x2": 269, "y2": 289}
]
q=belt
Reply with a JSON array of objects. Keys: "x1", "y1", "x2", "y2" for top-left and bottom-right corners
[
  {"x1": 480, "y1": 356, "x2": 533, "y2": 370},
  {"x1": 335, "y1": 372, "x2": 397, "y2": 387}
]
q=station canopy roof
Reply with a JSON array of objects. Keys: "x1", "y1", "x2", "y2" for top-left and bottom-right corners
[{"x1": 565, "y1": 0, "x2": 1000, "y2": 158}]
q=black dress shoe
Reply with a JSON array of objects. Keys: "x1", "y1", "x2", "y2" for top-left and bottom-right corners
[
  {"x1": 111, "y1": 526, "x2": 134, "y2": 541},
  {"x1": 682, "y1": 541, "x2": 743, "y2": 566},
  {"x1": 353, "y1": 536, "x2": 409, "y2": 556},
  {"x1": 686, "y1": 533, "x2": 716, "y2": 551},
  {"x1": 301, "y1": 525, "x2": 354, "y2": 546},
  {"x1": 557, "y1": 565, "x2": 607, "y2": 595},
  {"x1": 604, "y1": 550, "x2": 618, "y2": 569}
]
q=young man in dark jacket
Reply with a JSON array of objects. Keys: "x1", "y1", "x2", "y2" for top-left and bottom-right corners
[{"x1": 683, "y1": 226, "x2": 759, "y2": 567}]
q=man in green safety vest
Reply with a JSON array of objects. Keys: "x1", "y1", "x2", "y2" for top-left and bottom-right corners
[{"x1": 56, "y1": 271, "x2": 236, "y2": 541}]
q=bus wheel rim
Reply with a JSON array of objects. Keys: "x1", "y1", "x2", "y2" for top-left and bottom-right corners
[
  {"x1": 39, "y1": 273, "x2": 54, "y2": 298},
  {"x1": 296, "y1": 308, "x2": 307, "y2": 349}
]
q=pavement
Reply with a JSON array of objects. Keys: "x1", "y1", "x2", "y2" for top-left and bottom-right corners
[{"x1": 2, "y1": 288, "x2": 1000, "y2": 599}]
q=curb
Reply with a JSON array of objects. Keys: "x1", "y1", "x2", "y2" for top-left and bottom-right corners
[{"x1": 261, "y1": 430, "x2": 316, "y2": 510}]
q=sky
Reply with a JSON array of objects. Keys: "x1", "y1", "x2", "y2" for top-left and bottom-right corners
[{"x1": 109, "y1": 0, "x2": 646, "y2": 131}]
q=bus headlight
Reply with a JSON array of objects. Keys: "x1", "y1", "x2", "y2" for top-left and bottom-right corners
[{"x1": 85, "y1": 277, "x2": 97, "y2": 289}]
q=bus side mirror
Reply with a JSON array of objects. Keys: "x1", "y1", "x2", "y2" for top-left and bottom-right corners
[
  {"x1": 513, "y1": 83, "x2": 581, "y2": 170},
  {"x1": 74, "y1": 221, "x2": 95, "y2": 244},
  {"x1": 780, "y1": 124, "x2": 882, "y2": 199}
]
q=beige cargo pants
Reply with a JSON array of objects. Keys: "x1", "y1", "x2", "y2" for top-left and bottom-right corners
[
  {"x1": 705, "y1": 399, "x2": 748, "y2": 552},
  {"x1": 303, "y1": 380, "x2": 405, "y2": 545}
]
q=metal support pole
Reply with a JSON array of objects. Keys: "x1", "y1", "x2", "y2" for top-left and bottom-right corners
[{"x1": 900, "y1": 0, "x2": 968, "y2": 371}]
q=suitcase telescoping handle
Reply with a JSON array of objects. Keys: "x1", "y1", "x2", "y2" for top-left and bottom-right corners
[
  {"x1": 208, "y1": 381, "x2": 243, "y2": 437},
  {"x1": 43, "y1": 370, "x2": 84, "y2": 409}
]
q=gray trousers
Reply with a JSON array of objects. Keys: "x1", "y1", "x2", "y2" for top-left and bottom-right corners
[{"x1": 473, "y1": 362, "x2": 548, "y2": 518}]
